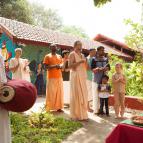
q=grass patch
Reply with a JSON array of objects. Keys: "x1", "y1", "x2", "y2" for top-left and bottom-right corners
[{"x1": 11, "y1": 111, "x2": 82, "y2": 143}]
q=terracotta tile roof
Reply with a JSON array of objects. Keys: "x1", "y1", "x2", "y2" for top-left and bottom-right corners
[
  {"x1": 94, "y1": 34, "x2": 134, "y2": 51},
  {"x1": 0, "y1": 17, "x2": 131, "y2": 58}
]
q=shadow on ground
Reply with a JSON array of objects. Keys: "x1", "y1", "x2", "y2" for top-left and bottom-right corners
[{"x1": 27, "y1": 97, "x2": 138, "y2": 143}]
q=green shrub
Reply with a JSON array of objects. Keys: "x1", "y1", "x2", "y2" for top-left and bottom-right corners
[
  {"x1": 108, "y1": 54, "x2": 143, "y2": 97},
  {"x1": 11, "y1": 111, "x2": 82, "y2": 143}
]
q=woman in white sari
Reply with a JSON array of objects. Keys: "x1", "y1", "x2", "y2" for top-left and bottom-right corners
[{"x1": 0, "y1": 48, "x2": 11, "y2": 143}]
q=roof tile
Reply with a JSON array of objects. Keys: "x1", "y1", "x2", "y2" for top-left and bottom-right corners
[{"x1": 0, "y1": 17, "x2": 131, "y2": 58}]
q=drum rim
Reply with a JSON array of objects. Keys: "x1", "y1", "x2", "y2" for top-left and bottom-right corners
[{"x1": 0, "y1": 85, "x2": 15, "y2": 103}]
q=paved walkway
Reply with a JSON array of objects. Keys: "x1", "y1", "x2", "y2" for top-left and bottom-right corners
[{"x1": 26, "y1": 97, "x2": 140, "y2": 143}]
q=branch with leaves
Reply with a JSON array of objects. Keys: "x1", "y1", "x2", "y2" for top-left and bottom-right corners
[
  {"x1": 93, "y1": 0, "x2": 141, "y2": 7},
  {"x1": 93, "y1": 0, "x2": 111, "y2": 7},
  {"x1": 124, "y1": 19, "x2": 143, "y2": 50}
]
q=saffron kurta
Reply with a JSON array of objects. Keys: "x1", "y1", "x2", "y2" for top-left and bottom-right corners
[
  {"x1": 43, "y1": 53, "x2": 63, "y2": 111},
  {"x1": 69, "y1": 51, "x2": 88, "y2": 120}
]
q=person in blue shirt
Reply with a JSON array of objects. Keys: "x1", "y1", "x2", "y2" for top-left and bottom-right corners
[{"x1": 91, "y1": 46, "x2": 110, "y2": 114}]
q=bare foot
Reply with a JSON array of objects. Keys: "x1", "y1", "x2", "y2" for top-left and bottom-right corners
[
  {"x1": 82, "y1": 119, "x2": 89, "y2": 122},
  {"x1": 120, "y1": 116, "x2": 127, "y2": 120},
  {"x1": 88, "y1": 108, "x2": 93, "y2": 113},
  {"x1": 70, "y1": 118, "x2": 89, "y2": 122},
  {"x1": 115, "y1": 116, "x2": 120, "y2": 119},
  {"x1": 79, "y1": 119, "x2": 89, "y2": 122},
  {"x1": 57, "y1": 109, "x2": 64, "y2": 112}
]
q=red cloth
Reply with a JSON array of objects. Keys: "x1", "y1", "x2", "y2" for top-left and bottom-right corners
[
  {"x1": 0, "y1": 79, "x2": 37, "y2": 112},
  {"x1": 106, "y1": 124, "x2": 143, "y2": 143}
]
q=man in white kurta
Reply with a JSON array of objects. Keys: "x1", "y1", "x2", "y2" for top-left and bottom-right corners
[
  {"x1": 0, "y1": 49, "x2": 11, "y2": 143},
  {"x1": 86, "y1": 48, "x2": 96, "y2": 112},
  {"x1": 9, "y1": 48, "x2": 31, "y2": 82}
]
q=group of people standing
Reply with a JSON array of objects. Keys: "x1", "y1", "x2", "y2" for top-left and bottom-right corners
[
  {"x1": 0, "y1": 40, "x2": 127, "y2": 143},
  {"x1": 43, "y1": 40, "x2": 126, "y2": 121}
]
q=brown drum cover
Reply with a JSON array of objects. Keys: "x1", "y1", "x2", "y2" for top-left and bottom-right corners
[{"x1": 0, "y1": 79, "x2": 37, "y2": 112}]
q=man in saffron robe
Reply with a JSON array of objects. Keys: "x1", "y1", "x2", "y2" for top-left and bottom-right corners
[
  {"x1": 43, "y1": 44, "x2": 63, "y2": 112},
  {"x1": 69, "y1": 41, "x2": 88, "y2": 121}
]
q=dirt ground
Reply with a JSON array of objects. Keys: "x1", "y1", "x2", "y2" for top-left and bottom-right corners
[{"x1": 26, "y1": 97, "x2": 142, "y2": 143}]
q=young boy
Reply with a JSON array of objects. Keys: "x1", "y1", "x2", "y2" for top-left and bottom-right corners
[
  {"x1": 112, "y1": 63, "x2": 126, "y2": 119},
  {"x1": 98, "y1": 75, "x2": 111, "y2": 116},
  {"x1": 0, "y1": 49, "x2": 11, "y2": 143}
]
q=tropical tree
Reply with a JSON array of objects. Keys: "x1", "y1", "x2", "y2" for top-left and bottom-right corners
[
  {"x1": 31, "y1": 3, "x2": 63, "y2": 30},
  {"x1": 93, "y1": 0, "x2": 141, "y2": 7},
  {"x1": 108, "y1": 54, "x2": 143, "y2": 97},
  {"x1": 0, "y1": 0, "x2": 33, "y2": 24},
  {"x1": 124, "y1": 19, "x2": 143, "y2": 50},
  {"x1": 61, "y1": 25, "x2": 89, "y2": 39}
]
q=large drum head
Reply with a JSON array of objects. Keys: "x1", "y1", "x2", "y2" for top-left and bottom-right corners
[{"x1": 0, "y1": 86, "x2": 15, "y2": 103}]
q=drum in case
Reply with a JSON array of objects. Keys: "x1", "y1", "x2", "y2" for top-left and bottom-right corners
[{"x1": 0, "y1": 79, "x2": 37, "y2": 112}]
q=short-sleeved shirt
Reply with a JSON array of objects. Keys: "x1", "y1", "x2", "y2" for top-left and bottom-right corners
[
  {"x1": 91, "y1": 56, "x2": 109, "y2": 84},
  {"x1": 43, "y1": 53, "x2": 62, "y2": 79},
  {"x1": 87, "y1": 56, "x2": 93, "y2": 81},
  {"x1": 98, "y1": 84, "x2": 111, "y2": 98}
]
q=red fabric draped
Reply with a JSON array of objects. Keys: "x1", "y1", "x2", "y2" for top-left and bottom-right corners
[{"x1": 106, "y1": 124, "x2": 143, "y2": 143}]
